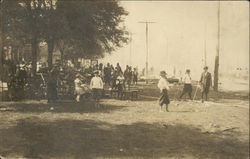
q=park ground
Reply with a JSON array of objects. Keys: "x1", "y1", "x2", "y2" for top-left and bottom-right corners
[{"x1": 0, "y1": 83, "x2": 249, "y2": 159}]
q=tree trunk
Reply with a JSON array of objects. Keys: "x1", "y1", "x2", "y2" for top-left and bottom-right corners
[
  {"x1": 60, "y1": 49, "x2": 64, "y2": 66},
  {"x1": 31, "y1": 36, "x2": 38, "y2": 76},
  {"x1": 47, "y1": 39, "x2": 54, "y2": 70},
  {"x1": 214, "y1": 1, "x2": 220, "y2": 92}
]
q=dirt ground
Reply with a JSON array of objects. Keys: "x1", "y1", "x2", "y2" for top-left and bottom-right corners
[{"x1": 0, "y1": 84, "x2": 249, "y2": 159}]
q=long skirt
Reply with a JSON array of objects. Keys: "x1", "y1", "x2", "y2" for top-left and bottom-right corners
[{"x1": 159, "y1": 89, "x2": 170, "y2": 106}]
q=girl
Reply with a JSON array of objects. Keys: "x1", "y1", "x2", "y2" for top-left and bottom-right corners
[{"x1": 157, "y1": 71, "x2": 170, "y2": 112}]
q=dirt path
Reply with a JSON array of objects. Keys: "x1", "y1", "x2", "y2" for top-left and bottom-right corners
[{"x1": 0, "y1": 97, "x2": 249, "y2": 159}]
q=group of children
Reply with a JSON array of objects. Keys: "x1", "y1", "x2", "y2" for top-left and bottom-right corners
[{"x1": 157, "y1": 66, "x2": 212, "y2": 112}]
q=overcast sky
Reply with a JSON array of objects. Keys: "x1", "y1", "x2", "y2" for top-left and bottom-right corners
[{"x1": 100, "y1": 1, "x2": 249, "y2": 78}]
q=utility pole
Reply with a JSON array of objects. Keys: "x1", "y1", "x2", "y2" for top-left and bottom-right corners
[
  {"x1": 166, "y1": 37, "x2": 168, "y2": 70},
  {"x1": 0, "y1": 0, "x2": 4, "y2": 101},
  {"x1": 204, "y1": 23, "x2": 207, "y2": 67},
  {"x1": 138, "y1": 21, "x2": 155, "y2": 83},
  {"x1": 129, "y1": 32, "x2": 135, "y2": 66},
  {"x1": 214, "y1": 0, "x2": 220, "y2": 91}
]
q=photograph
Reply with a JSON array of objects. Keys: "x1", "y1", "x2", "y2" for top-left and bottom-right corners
[{"x1": 0, "y1": 0, "x2": 249, "y2": 159}]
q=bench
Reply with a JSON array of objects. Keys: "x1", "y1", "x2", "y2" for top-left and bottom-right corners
[{"x1": 121, "y1": 89, "x2": 139, "y2": 100}]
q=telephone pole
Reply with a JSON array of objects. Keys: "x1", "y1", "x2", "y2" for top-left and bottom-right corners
[
  {"x1": 204, "y1": 23, "x2": 207, "y2": 67},
  {"x1": 214, "y1": 0, "x2": 220, "y2": 91},
  {"x1": 129, "y1": 32, "x2": 135, "y2": 66},
  {"x1": 138, "y1": 21, "x2": 155, "y2": 83},
  {"x1": 0, "y1": 0, "x2": 4, "y2": 101}
]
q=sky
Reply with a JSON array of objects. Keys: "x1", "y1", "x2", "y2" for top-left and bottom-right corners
[{"x1": 100, "y1": 1, "x2": 249, "y2": 79}]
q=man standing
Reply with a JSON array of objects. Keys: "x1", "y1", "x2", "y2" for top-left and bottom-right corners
[
  {"x1": 200, "y1": 66, "x2": 212, "y2": 102},
  {"x1": 132, "y1": 67, "x2": 138, "y2": 85},
  {"x1": 104, "y1": 63, "x2": 112, "y2": 86},
  {"x1": 90, "y1": 71, "x2": 104, "y2": 108},
  {"x1": 179, "y1": 69, "x2": 192, "y2": 100},
  {"x1": 47, "y1": 67, "x2": 58, "y2": 103}
]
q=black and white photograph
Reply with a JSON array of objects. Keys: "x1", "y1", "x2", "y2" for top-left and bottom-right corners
[{"x1": 0, "y1": 0, "x2": 249, "y2": 158}]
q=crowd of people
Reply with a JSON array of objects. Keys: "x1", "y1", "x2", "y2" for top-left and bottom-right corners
[
  {"x1": 1, "y1": 59, "x2": 213, "y2": 112},
  {"x1": 73, "y1": 62, "x2": 139, "y2": 104}
]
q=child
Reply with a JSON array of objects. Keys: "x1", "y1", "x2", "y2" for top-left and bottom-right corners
[
  {"x1": 74, "y1": 74, "x2": 83, "y2": 102},
  {"x1": 157, "y1": 71, "x2": 170, "y2": 112},
  {"x1": 90, "y1": 71, "x2": 104, "y2": 108},
  {"x1": 115, "y1": 73, "x2": 124, "y2": 99},
  {"x1": 179, "y1": 69, "x2": 192, "y2": 100}
]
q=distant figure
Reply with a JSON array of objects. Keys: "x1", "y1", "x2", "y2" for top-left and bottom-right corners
[
  {"x1": 47, "y1": 67, "x2": 58, "y2": 103},
  {"x1": 90, "y1": 71, "x2": 104, "y2": 108},
  {"x1": 200, "y1": 66, "x2": 212, "y2": 102},
  {"x1": 132, "y1": 68, "x2": 138, "y2": 85},
  {"x1": 157, "y1": 71, "x2": 170, "y2": 112},
  {"x1": 124, "y1": 65, "x2": 132, "y2": 88},
  {"x1": 116, "y1": 63, "x2": 122, "y2": 74},
  {"x1": 115, "y1": 73, "x2": 124, "y2": 99},
  {"x1": 104, "y1": 63, "x2": 112, "y2": 86},
  {"x1": 179, "y1": 69, "x2": 192, "y2": 100},
  {"x1": 74, "y1": 74, "x2": 83, "y2": 102}
]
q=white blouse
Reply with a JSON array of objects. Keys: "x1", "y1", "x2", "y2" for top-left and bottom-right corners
[{"x1": 157, "y1": 77, "x2": 169, "y2": 91}]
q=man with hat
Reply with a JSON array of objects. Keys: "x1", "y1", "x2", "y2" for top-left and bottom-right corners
[
  {"x1": 90, "y1": 70, "x2": 104, "y2": 108},
  {"x1": 157, "y1": 71, "x2": 170, "y2": 112},
  {"x1": 200, "y1": 66, "x2": 212, "y2": 102},
  {"x1": 179, "y1": 69, "x2": 192, "y2": 100}
]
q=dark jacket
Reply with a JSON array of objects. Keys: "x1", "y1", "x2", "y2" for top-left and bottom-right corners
[{"x1": 200, "y1": 72, "x2": 212, "y2": 88}]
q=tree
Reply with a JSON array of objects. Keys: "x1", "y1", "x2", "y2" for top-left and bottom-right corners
[
  {"x1": 1, "y1": 0, "x2": 128, "y2": 71},
  {"x1": 51, "y1": 0, "x2": 129, "y2": 68}
]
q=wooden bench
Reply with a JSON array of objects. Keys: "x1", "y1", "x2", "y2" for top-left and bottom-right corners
[{"x1": 119, "y1": 89, "x2": 138, "y2": 100}]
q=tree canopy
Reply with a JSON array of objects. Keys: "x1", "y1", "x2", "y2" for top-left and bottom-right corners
[{"x1": 1, "y1": 0, "x2": 128, "y2": 70}]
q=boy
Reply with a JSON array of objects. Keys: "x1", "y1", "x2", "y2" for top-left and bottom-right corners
[
  {"x1": 90, "y1": 71, "x2": 104, "y2": 108},
  {"x1": 179, "y1": 69, "x2": 192, "y2": 100},
  {"x1": 157, "y1": 71, "x2": 170, "y2": 112}
]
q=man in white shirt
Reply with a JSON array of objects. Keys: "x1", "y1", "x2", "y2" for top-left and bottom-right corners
[
  {"x1": 157, "y1": 71, "x2": 170, "y2": 112},
  {"x1": 90, "y1": 71, "x2": 104, "y2": 107},
  {"x1": 179, "y1": 69, "x2": 192, "y2": 100}
]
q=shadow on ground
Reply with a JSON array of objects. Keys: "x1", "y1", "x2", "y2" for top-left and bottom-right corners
[
  {"x1": 0, "y1": 117, "x2": 248, "y2": 159},
  {"x1": 4, "y1": 100, "x2": 128, "y2": 114}
]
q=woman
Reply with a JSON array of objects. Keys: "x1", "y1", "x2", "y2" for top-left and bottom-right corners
[{"x1": 157, "y1": 71, "x2": 170, "y2": 112}]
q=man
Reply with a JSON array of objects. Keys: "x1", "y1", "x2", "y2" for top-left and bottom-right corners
[
  {"x1": 179, "y1": 69, "x2": 192, "y2": 100},
  {"x1": 90, "y1": 71, "x2": 104, "y2": 108},
  {"x1": 104, "y1": 63, "x2": 112, "y2": 85},
  {"x1": 124, "y1": 65, "x2": 130, "y2": 88},
  {"x1": 200, "y1": 66, "x2": 212, "y2": 102},
  {"x1": 116, "y1": 63, "x2": 122, "y2": 74},
  {"x1": 47, "y1": 67, "x2": 59, "y2": 103},
  {"x1": 132, "y1": 67, "x2": 138, "y2": 85}
]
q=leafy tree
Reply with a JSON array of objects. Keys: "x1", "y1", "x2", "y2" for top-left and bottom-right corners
[{"x1": 2, "y1": 0, "x2": 128, "y2": 71}]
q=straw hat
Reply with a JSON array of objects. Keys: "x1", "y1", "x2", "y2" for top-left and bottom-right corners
[{"x1": 160, "y1": 71, "x2": 167, "y2": 76}]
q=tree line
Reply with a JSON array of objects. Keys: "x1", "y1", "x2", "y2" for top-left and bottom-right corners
[{"x1": 0, "y1": 0, "x2": 128, "y2": 76}]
